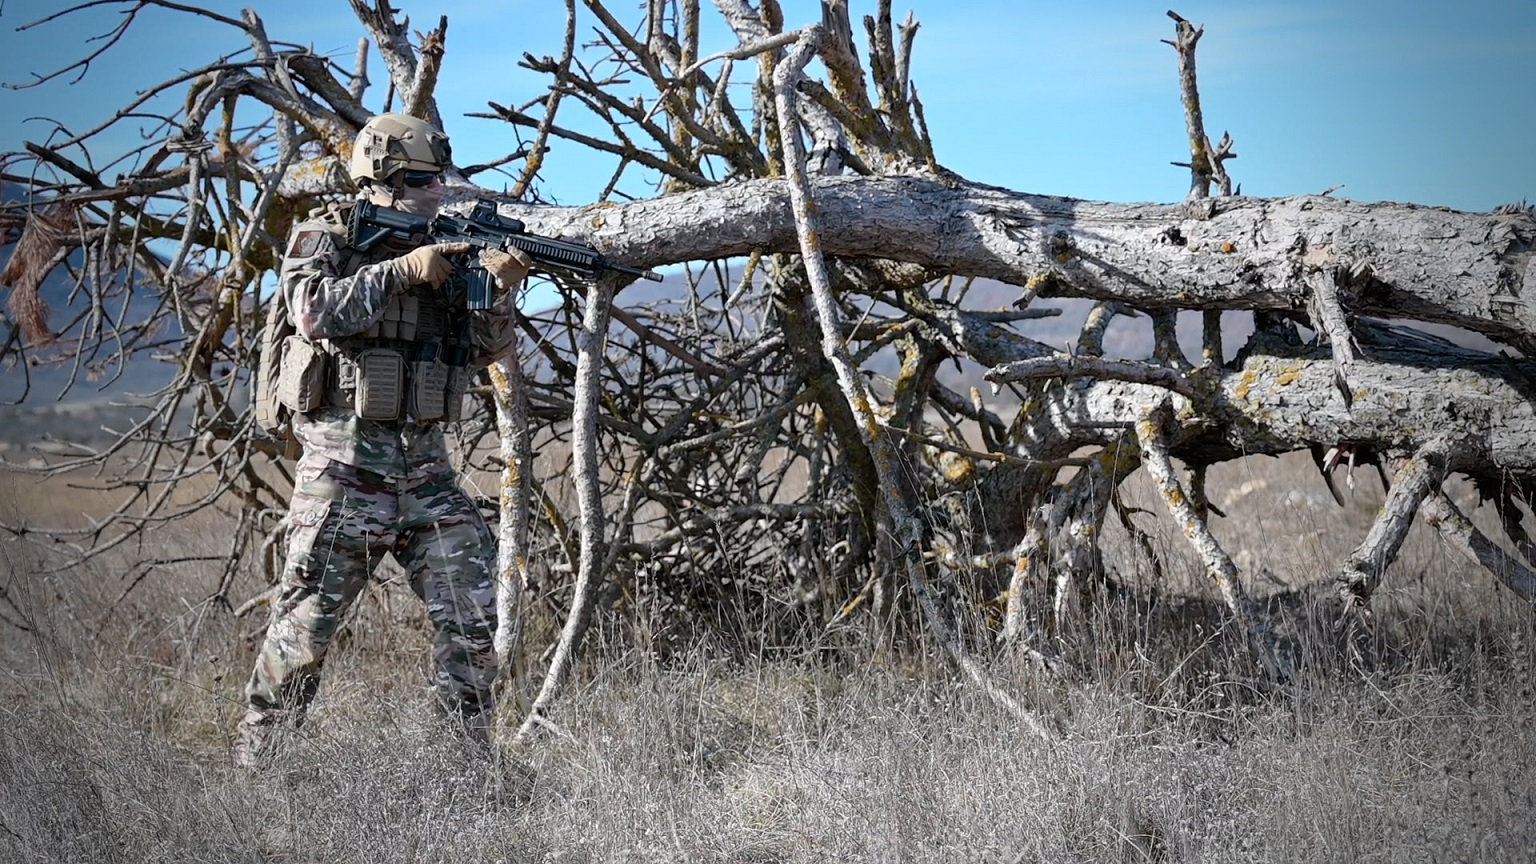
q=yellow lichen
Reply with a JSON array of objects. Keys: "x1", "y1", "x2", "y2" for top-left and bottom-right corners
[
  {"x1": 1234, "y1": 369, "x2": 1257, "y2": 402},
  {"x1": 940, "y1": 453, "x2": 975, "y2": 484}
]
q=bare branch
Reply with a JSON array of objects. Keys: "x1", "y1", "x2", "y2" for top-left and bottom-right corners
[
  {"x1": 1306, "y1": 268, "x2": 1361, "y2": 399},
  {"x1": 774, "y1": 22, "x2": 1053, "y2": 738},
  {"x1": 1421, "y1": 491, "x2": 1536, "y2": 601},
  {"x1": 5, "y1": 1, "x2": 1531, "y2": 735},
  {"x1": 402, "y1": 17, "x2": 448, "y2": 119},
  {"x1": 986, "y1": 355, "x2": 1199, "y2": 398},
  {"x1": 1135, "y1": 398, "x2": 1290, "y2": 680},
  {"x1": 510, "y1": 0, "x2": 577, "y2": 199},
  {"x1": 515, "y1": 276, "x2": 619, "y2": 743},
  {"x1": 1165, "y1": 10, "x2": 1234, "y2": 200},
  {"x1": 1335, "y1": 438, "x2": 1453, "y2": 613}
]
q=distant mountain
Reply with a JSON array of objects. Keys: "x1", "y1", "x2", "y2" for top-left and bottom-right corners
[
  {"x1": 607, "y1": 262, "x2": 1244, "y2": 364},
  {"x1": 1, "y1": 181, "x2": 181, "y2": 445}
]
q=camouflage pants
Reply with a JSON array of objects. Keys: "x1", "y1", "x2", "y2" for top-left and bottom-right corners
[{"x1": 240, "y1": 455, "x2": 498, "y2": 746}]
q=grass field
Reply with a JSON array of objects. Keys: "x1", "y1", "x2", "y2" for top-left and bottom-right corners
[{"x1": 1, "y1": 450, "x2": 1533, "y2": 863}]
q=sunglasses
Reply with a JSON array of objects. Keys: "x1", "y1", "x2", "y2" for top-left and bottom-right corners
[{"x1": 401, "y1": 170, "x2": 441, "y2": 188}]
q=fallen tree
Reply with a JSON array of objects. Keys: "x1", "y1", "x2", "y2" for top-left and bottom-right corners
[{"x1": 2, "y1": 1, "x2": 1533, "y2": 734}]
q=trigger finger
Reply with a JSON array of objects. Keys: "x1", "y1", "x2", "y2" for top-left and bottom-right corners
[{"x1": 438, "y1": 241, "x2": 473, "y2": 255}]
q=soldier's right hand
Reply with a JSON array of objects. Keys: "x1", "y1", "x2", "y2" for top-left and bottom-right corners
[{"x1": 391, "y1": 242, "x2": 473, "y2": 288}]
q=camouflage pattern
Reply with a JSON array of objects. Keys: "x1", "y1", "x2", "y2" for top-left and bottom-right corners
[
  {"x1": 234, "y1": 198, "x2": 514, "y2": 767},
  {"x1": 236, "y1": 454, "x2": 499, "y2": 761},
  {"x1": 276, "y1": 199, "x2": 517, "y2": 479}
]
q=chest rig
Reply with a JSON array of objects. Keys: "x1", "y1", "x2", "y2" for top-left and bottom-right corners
[
  {"x1": 327, "y1": 283, "x2": 473, "y2": 423},
  {"x1": 284, "y1": 204, "x2": 474, "y2": 424}
]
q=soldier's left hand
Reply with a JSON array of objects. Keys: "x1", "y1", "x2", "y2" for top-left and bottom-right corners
[{"x1": 481, "y1": 247, "x2": 533, "y2": 289}]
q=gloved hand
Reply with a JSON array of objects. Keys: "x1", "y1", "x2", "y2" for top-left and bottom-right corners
[
  {"x1": 481, "y1": 247, "x2": 533, "y2": 290},
  {"x1": 390, "y1": 242, "x2": 472, "y2": 288}
]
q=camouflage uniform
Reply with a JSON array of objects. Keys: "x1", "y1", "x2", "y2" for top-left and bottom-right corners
[{"x1": 235, "y1": 199, "x2": 515, "y2": 765}]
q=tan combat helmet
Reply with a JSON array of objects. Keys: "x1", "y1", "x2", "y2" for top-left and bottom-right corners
[{"x1": 348, "y1": 113, "x2": 452, "y2": 186}]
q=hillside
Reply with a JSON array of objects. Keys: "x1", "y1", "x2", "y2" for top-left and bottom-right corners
[{"x1": 0, "y1": 182, "x2": 181, "y2": 446}]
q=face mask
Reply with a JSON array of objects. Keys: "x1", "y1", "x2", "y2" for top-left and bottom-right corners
[{"x1": 369, "y1": 174, "x2": 445, "y2": 216}]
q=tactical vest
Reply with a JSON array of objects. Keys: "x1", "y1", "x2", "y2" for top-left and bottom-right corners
[{"x1": 273, "y1": 204, "x2": 474, "y2": 425}]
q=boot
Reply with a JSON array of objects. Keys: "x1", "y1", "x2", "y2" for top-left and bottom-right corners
[
  {"x1": 436, "y1": 692, "x2": 495, "y2": 754},
  {"x1": 230, "y1": 709, "x2": 280, "y2": 770}
]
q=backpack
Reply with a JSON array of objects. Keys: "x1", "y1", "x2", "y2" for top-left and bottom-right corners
[
  {"x1": 255, "y1": 207, "x2": 360, "y2": 460},
  {"x1": 253, "y1": 285, "x2": 302, "y2": 460}
]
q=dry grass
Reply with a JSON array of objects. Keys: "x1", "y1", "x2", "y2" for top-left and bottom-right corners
[{"x1": 2, "y1": 453, "x2": 1535, "y2": 863}]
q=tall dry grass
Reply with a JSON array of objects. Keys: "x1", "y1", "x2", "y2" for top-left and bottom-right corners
[{"x1": 2, "y1": 452, "x2": 1534, "y2": 863}]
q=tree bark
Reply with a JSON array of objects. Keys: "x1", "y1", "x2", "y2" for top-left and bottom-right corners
[
  {"x1": 489, "y1": 356, "x2": 532, "y2": 697},
  {"x1": 515, "y1": 276, "x2": 617, "y2": 743},
  {"x1": 488, "y1": 177, "x2": 1536, "y2": 348}
]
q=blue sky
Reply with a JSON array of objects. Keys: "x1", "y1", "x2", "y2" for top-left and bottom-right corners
[{"x1": 2, "y1": 0, "x2": 1533, "y2": 214}]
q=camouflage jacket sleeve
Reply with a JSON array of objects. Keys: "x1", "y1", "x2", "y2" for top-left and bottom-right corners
[
  {"x1": 467, "y1": 286, "x2": 517, "y2": 367},
  {"x1": 280, "y1": 221, "x2": 405, "y2": 341}
]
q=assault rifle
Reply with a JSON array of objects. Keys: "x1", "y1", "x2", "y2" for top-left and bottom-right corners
[{"x1": 349, "y1": 197, "x2": 662, "y2": 310}]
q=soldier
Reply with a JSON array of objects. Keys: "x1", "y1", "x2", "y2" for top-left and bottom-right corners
[{"x1": 232, "y1": 113, "x2": 531, "y2": 768}]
